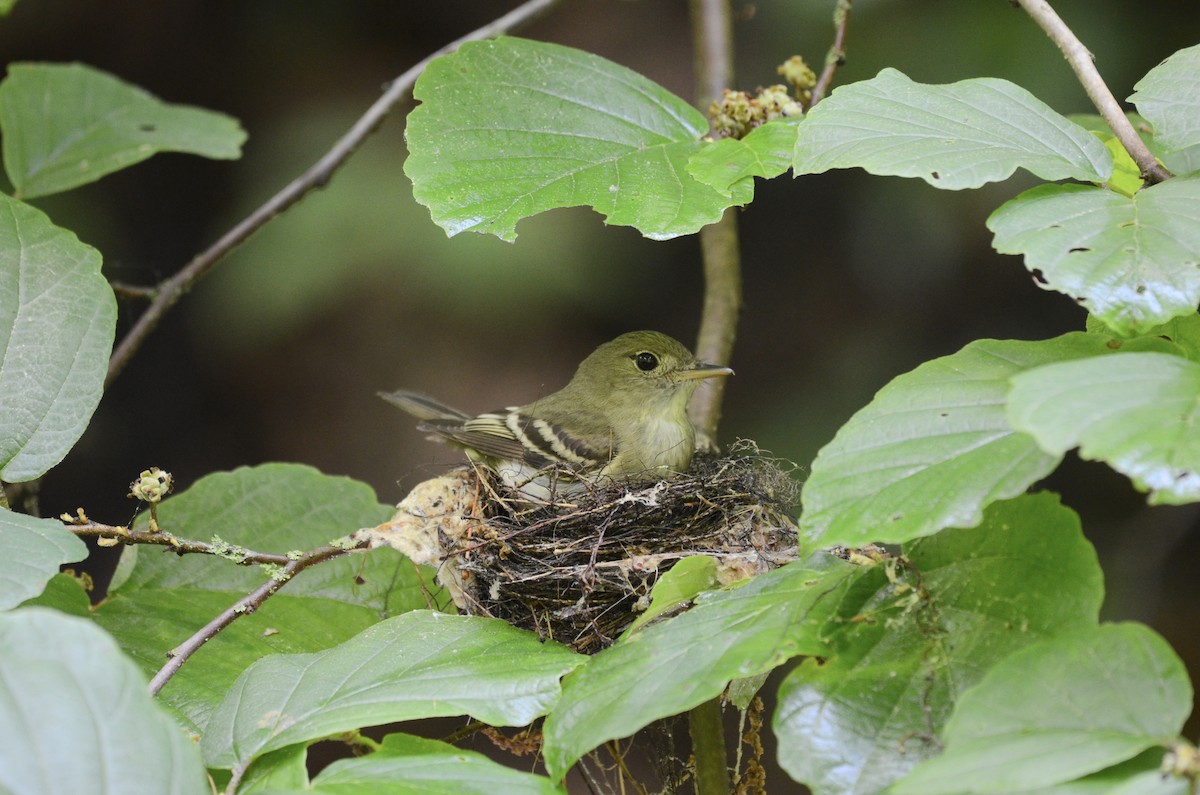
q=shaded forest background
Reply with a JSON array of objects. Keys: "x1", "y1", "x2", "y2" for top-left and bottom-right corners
[{"x1": 3, "y1": 0, "x2": 1198, "y2": 729}]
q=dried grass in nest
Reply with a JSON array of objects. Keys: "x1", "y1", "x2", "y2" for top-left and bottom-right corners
[{"x1": 364, "y1": 440, "x2": 801, "y2": 653}]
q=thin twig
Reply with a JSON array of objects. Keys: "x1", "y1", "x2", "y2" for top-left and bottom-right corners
[
  {"x1": 147, "y1": 542, "x2": 361, "y2": 696},
  {"x1": 809, "y1": 0, "x2": 851, "y2": 108},
  {"x1": 105, "y1": 0, "x2": 561, "y2": 388},
  {"x1": 1014, "y1": 0, "x2": 1171, "y2": 185},
  {"x1": 108, "y1": 282, "x2": 159, "y2": 301},
  {"x1": 68, "y1": 520, "x2": 332, "y2": 566}
]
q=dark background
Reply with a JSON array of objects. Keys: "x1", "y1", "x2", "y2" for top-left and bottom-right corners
[{"x1": 4, "y1": 0, "x2": 1198, "y2": 767}]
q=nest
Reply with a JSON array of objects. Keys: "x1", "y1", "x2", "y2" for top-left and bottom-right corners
[{"x1": 364, "y1": 440, "x2": 801, "y2": 653}]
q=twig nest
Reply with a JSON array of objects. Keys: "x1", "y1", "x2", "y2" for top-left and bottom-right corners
[{"x1": 362, "y1": 440, "x2": 800, "y2": 653}]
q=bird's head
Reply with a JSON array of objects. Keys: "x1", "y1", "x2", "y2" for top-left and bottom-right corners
[{"x1": 570, "y1": 331, "x2": 733, "y2": 408}]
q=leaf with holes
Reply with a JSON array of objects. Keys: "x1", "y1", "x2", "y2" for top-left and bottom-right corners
[
  {"x1": 0, "y1": 62, "x2": 244, "y2": 198},
  {"x1": 1008, "y1": 352, "x2": 1200, "y2": 505},
  {"x1": 989, "y1": 176, "x2": 1200, "y2": 336}
]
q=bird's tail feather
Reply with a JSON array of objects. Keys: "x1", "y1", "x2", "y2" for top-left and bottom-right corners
[{"x1": 378, "y1": 389, "x2": 471, "y2": 422}]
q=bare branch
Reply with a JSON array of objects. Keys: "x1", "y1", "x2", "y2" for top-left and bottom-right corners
[
  {"x1": 68, "y1": 520, "x2": 341, "y2": 567},
  {"x1": 810, "y1": 0, "x2": 852, "y2": 108},
  {"x1": 105, "y1": 0, "x2": 561, "y2": 388},
  {"x1": 688, "y1": 0, "x2": 742, "y2": 446},
  {"x1": 1014, "y1": 0, "x2": 1171, "y2": 185},
  {"x1": 687, "y1": 3, "x2": 738, "y2": 793}
]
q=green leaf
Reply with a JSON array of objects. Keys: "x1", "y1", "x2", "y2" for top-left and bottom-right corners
[
  {"x1": 18, "y1": 572, "x2": 91, "y2": 617},
  {"x1": 687, "y1": 118, "x2": 799, "y2": 194},
  {"x1": 1001, "y1": 749, "x2": 1190, "y2": 795},
  {"x1": 1128, "y1": 44, "x2": 1200, "y2": 154},
  {"x1": 893, "y1": 623, "x2": 1192, "y2": 794},
  {"x1": 91, "y1": 464, "x2": 443, "y2": 733},
  {"x1": 776, "y1": 494, "x2": 1104, "y2": 795},
  {"x1": 0, "y1": 194, "x2": 114, "y2": 482},
  {"x1": 792, "y1": 68, "x2": 1111, "y2": 189},
  {"x1": 1136, "y1": 313, "x2": 1200, "y2": 361},
  {"x1": 541, "y1": 559, "x2": 854, "y2": 779},
  {"x1": 0, "y1": 62, "x2": 245, "y2": 198},
  {"x1": 0, "y1": 511, "x2": 86, "y2": 609},
  {"x1": 0, "y1": 608, "x2": 207, "y2": 795},
  {"x1": 1097, "y1": 132, "x2": 1144, "y2": 197},
  {"x1": 202, "y1": 610, "x2": 583, "y2": 770},
  {"x1": 405, "y1": 37, "x2": 750, "y2": 242},
  {"x1": 988, "y1": 176, "x2": 1200, "y2": 336},
  {"x1": 800, "y1": 333, "x2": 1122, "y2": 547},
  {"x1": 1008, "y1": 352, "x2": 1200, "y2": 505},
  {"x1": 621, "y1": 555, "x2": 719, "y2": 637},
  {"x1": 255, "y1": 733, "x2": 566, "y2": 795},
  {"x1": 236, "y1": 745, "x2": 309, "y2": 794}
]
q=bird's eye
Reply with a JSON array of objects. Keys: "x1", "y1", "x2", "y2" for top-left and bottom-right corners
[{"x1": 634, "y1": 351, "x2": 659, "y2": 372}]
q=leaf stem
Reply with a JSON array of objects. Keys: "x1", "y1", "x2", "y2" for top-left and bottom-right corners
[
  {"x1": 104, "y1": 0, "x2": 561, "y2": 388},
  {"x1": 1013, "y1": 0, "x2": 1171, "y2": 185},
  {"x1": 688, "y1": 696, "x2": 729, "y2": 795}
]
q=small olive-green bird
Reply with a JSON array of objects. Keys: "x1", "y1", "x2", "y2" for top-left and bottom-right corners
[{"x1": 380, "y1": 331, "x2": 733, "y2": 499}]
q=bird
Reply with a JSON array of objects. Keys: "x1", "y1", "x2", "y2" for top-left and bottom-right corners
[{"x1": 380, "y1": 331, "x2": 733, "y2": 499}]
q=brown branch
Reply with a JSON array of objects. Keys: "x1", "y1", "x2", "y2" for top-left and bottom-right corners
[
  {"x1": 104, "y1": 0, "x2": 562, "y2": 388},
  {"x1": 809, "y1": 0, "x2": 852, "y2": 108},
  {"x1": 1014, "y1": 0, "x2": 1171, "y2": 185},
  {"x1": 686, "y1": 4, "x2": 737, "y2": 795},
  {"x1": 688, "y1": 0, "x2": 742, "y2": 446},
  {"x1": 67, "y1": 520, "x2": 325, "y2": 566},
  {"x1": 146, "y1": 540, "x2": 363, "y2": 696}
]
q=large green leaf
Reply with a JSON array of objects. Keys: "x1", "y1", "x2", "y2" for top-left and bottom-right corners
[
  {"x1": 799, "y1": 333, "x2": 1126, "y2": 547},
  {"x1": 0, "y1": 511, "x2": 86, "y2": 610},
  {"x1": 256, "y1": 733, "x2": 566, "y2": 795},
  {"x1": 893, "y1": 623, "x2": 1192, "y2": 794},
  {"x1": 0, "y1": 194, "x2": 114, "y2": 482},
  {"x1": 792, "y1": 68, "x2": 1111, "y2": 189},
  {"x1": 405, "y1": 36, "x2": 751, "y2": 242},
  {"x1": 776, "y1": 493, "x2": 1103, "y2": 795},
  {"x1": 202, "y1": 610, "x2": 584, "y2": 770},
  {"x1": 1128, "y1": 44, "x2": 1200, "y2": 154},
  {"x1": 1008, "y1": 351, "x2": 1200, "y2": 505},
  {"x1": 541, "y1": 559, "x2": 854, "y2": 779},
  {"x1": 0, "y1": 62, "x2": 245, "y2": 198},
  {"x1": 0, "y1": 608, "x2": 207, "y2": 795},
  {"x1": 988, "y1": 176, "x2": 1200, "y2": 336},
  {"x1": 92, "y1": 464, "x2": 441, "y2": 733}
]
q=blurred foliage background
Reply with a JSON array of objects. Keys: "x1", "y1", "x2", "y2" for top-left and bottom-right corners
[{"x1": 4, "y1": 0, "x2": 1198, "y2": 726}]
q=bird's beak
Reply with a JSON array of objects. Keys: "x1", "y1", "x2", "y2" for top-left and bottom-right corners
[{"x1": 678, "y1": 362, "x2": 735, "y2": 380}]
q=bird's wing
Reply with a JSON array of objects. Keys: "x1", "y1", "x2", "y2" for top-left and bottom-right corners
[{"x1": 420, "y1": 409, "x2": 614, "y2": 470}]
